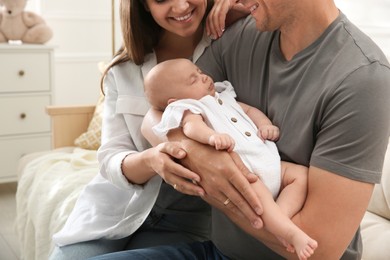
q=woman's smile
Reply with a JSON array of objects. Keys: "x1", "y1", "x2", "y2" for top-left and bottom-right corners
[{"x1": 173, "y1": 10, "x2": 194, "y2": 22}]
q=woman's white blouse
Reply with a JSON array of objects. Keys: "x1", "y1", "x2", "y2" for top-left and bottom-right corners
[{"x1": 53, "y1": 33, "x2": 211, "y2": 246}]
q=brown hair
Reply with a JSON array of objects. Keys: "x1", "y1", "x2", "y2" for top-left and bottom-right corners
[{"x1": 100, "y1": 0, "x2": 213, "y2": 93}]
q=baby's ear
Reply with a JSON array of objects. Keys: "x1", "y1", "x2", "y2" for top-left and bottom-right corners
[{"x1": 167, "y1": 98, "x2": 177, "y2": 105}]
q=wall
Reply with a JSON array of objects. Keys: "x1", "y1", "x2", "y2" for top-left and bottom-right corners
[
  {"x1": 27, "y1": 0, "x2": 121, "y2": 105},
  {"x1": 336, "y1": 0, "x2": 390, "y2": 59},
  {"x1": 26, "y1": 1, "x2": 389, "y2": 105}
]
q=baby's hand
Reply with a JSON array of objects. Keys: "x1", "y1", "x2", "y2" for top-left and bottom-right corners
[
  {"x1": 258, "y1": 125, "x2": 279, "y2": 142},
  {"x1": 209, "y1": 133, "x2": 235, "y2": 152}
]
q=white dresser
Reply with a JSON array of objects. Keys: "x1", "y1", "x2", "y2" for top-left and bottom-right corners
[{"x1": 0, "y1": 44, "x2": 54, "y2": 183}]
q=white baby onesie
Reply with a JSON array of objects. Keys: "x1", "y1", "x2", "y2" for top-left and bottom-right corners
[{"x1": 153, "y1": 81, "x2": 281, "y2": 199}]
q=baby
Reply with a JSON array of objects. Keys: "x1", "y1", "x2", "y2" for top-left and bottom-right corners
[{"x1": 144, "y1": 58, "x2": 318, "y2": 260}]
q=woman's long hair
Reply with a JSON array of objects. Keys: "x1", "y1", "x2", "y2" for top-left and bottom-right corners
[{"x1": 100, "y1": 0, "x2": 213, "y2": 92}]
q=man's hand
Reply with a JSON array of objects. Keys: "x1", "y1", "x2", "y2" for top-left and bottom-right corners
[{"x1": 169, "y1": 128, "x2": 263, "y2": 229}]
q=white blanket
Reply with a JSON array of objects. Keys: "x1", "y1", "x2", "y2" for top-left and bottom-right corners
[{"x1": 15, "y1": 148, "x2": 98, "y2": 260}]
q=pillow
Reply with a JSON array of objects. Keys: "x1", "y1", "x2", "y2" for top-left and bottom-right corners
[
  {"x1": 74, "y1": 95, "x2": 104, "y2": 150},
  {"x1": 366, "y1": 138, "x2": 390, "y2": 220}
]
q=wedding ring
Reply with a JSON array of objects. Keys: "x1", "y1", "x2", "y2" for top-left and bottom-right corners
[
  {"x1": 173, "y1": 184, "x2": 178, "y2": 190},
  {"x1": 223, "y1": 198, "x2": 231, "y2": 206}
]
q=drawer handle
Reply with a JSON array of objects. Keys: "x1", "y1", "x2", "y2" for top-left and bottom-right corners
[
  {"x1": 20, "y1": 113, "x2": 26, "y2": 119},
  {"x1": 18, "y1": 70, "x2": 25, "y2": 77}
]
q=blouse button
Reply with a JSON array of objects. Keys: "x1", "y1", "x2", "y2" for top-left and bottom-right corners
[
  {"x1": 245, "y1": 131, "x2": 251, "y2": 137},
  {"x1": 218, "y1": 99, "x2": 223, "y2": 105},
  {"x1": 231, "y1": 117, "x2": 237, "y2": 123}
]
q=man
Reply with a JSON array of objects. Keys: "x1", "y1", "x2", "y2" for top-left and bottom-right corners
[
  {"x1": 90, "y1": 0, "x2": 390, "y2": 259},
  {"x1": 185, "y1": 0, "x2": 390, "y2": 258}
]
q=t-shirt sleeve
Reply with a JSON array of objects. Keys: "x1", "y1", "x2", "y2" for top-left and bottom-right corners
[{"x1": 311, "y1": 62, "x2": 390, "y2": 183}]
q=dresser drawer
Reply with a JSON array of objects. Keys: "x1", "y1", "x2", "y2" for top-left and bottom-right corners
[
  {"x1": 0, "y1": 52, "x2": 51, "y2": 93},
  {"x1": 0, "y1": 95, "x2": 51, "y2": 136},
  {"x1": 0, "y1": 134, "x2": 51, "y2": 182}
]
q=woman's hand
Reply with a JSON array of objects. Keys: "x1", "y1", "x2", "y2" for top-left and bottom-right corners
[
  {"x1": 206, "y1": 0, "x2": 249, "y2": 39},
  {"x1": 147, "y1": 142, "x2": 206, "y2": 196}
]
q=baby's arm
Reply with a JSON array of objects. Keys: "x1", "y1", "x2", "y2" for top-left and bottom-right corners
[
  {"x1": 238, "y1": 101, "x2": 279, "y2": 141},
  {"x1": 182, "y1": 111, "x2": 235, "y2": 151}
]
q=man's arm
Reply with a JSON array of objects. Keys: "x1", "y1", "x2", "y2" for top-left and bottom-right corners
[
  {"x1": 142, "y1": 108, "x2": 263, "y2": 226},
  {"x1": 212, "y1": 166, "x2": 374, "y2": 259},
  {"x1": 167, "y1": 127, "x2": 263, "y2": 228},
  {"x1": 143, "y1": 109, "x2": 373, "y2": 258}
]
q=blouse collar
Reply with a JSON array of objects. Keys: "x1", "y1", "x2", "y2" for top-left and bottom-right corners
[{"x1": 141, "y1": 30, "x2": 212, "y2": 79}]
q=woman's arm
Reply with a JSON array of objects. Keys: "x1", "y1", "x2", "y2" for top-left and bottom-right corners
[{"x1": 98, "y1": 72, "x2": 201, "y2": 193}]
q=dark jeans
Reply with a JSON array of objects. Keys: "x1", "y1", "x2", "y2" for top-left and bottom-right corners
[
  {"x1": 50, "y1": 209, "x2": 210, "y2": 260},
  {"x1": 87, "y1": 240, "x2": 229, "y2": 260}
]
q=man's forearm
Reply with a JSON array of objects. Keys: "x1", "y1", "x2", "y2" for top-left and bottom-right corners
[{"x1": 167, "y1": 128, "x2": 264, "y2": 229}]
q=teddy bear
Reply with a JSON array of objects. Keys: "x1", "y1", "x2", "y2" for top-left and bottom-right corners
[{"x1": 0, "y1": 0, "x2": 53, "y2": 44}]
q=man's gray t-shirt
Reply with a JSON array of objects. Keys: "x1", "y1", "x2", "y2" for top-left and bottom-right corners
[{"x1": 196, "y1": 13, "x2": 390, "y2": 259}]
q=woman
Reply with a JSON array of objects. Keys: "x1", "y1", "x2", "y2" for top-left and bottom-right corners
[{"x1": 48, "y1": 0, "x2": 247, "y2": 259}]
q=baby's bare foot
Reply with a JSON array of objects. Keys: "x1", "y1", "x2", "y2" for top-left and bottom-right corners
[{"x1": 296, "y1": 238, "x2": 318, "y2": 260}]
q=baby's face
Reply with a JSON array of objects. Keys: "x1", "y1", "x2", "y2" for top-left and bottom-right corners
[{"x1": 172, "y1": 60, "x2": 216, "y2": 100}]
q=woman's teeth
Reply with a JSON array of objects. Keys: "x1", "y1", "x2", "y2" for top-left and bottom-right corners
[{"x1": 175, "y1": 12, "x2": 192, "y2": 21}]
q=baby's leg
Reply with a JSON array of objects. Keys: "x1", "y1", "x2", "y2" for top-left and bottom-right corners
[
  {"x1": 251, "y1": 179, "x2": 317, "y2": 259},
  {"x1": 277, "y1": 162, "x2": 308, "y2": 218}
]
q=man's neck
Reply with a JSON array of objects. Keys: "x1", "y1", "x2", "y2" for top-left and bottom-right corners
[{"x1": 279, "y1": 2, "x2": 339, "y2": 61}]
